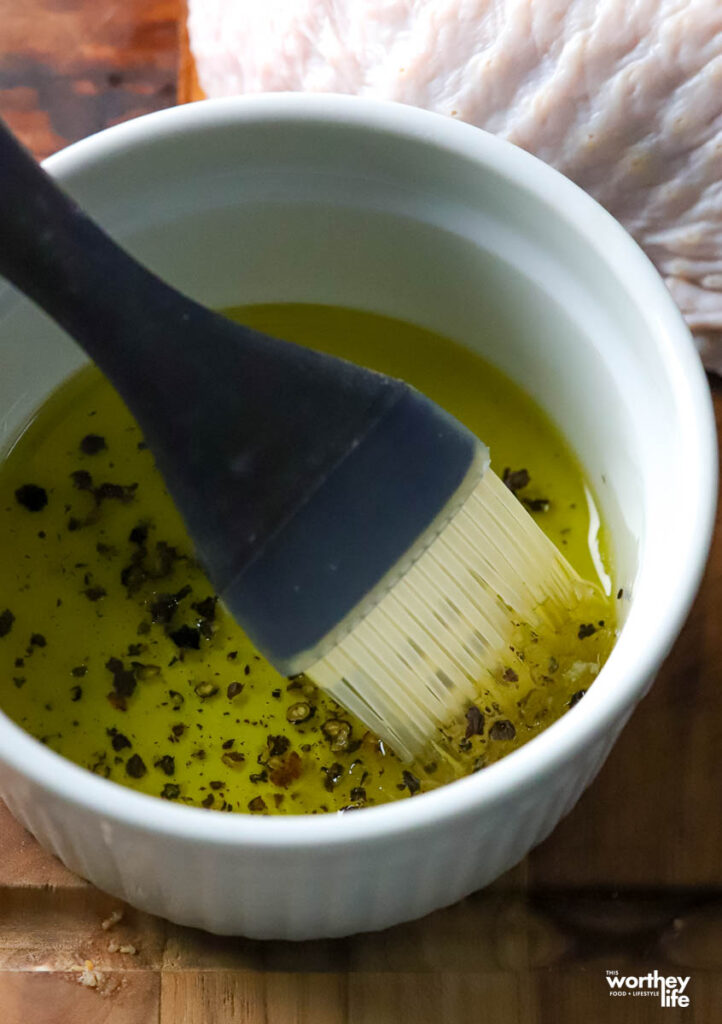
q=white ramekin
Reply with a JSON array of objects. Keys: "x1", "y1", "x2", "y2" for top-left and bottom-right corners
[{"x1": 0, "y1": 95, "x2": 716, "y2": 939}]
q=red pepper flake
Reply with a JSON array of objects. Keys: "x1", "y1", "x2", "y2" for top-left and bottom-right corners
[
  {"x1": 226, "y1": 681, "x2": 244, "y2": 700},
  {"x1": 502, "y1": 667, "x2": 519, "y2": 682},
  {"x1": 269, "y1": 751, "x2": 302, "y2": 788},
  {"x1": 248, "y1": 796, "x2": 267, "y2": 812}
]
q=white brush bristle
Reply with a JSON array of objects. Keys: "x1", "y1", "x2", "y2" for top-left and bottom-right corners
[{"x1": 307, "y1": 470, "x2": 592, "y2": 762}]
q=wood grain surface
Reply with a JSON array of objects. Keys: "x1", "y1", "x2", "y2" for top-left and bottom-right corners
[
  {"x1": 1, "y1": 3, "x2": 721, "y2": 1021},
  {"x1": 0, "y1": 0, "x2": 179, "y2": 158}
]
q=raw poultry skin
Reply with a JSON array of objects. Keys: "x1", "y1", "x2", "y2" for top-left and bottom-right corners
[{"x1": 188, "y1": 0, "x2": 722, "y2": 372}]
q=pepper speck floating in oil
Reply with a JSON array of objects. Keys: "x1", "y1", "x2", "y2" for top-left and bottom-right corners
[{"x1": 0, "y1": 305, "x2": 616, "y2": 813}]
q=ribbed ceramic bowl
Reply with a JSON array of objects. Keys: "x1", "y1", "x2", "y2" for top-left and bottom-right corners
[{"x1": 0, "y1": 96, "x2": 716, "y2": 939}]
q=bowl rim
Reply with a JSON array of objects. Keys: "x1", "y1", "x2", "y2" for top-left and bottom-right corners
[{"x1": 0, "y1": 93, "x2": 716, "y2": 848}]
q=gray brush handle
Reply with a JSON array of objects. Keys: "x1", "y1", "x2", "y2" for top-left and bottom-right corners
[{"x1": 0, "y1": 118, "x2": 482, "y2": 669}]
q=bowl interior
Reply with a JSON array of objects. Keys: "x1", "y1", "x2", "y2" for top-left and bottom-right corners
[{"x1": 0, "y1": 98, "x2": 713, "y2": 825}]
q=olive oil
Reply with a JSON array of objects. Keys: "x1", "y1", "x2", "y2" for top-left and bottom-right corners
[{"x1": 0, "y1": 305, "x2": 616, "y2": 814}]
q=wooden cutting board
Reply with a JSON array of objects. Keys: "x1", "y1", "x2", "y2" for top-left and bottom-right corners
[{"x1": 1, "y1": 2, "x2": 721, "y2": 1020}]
